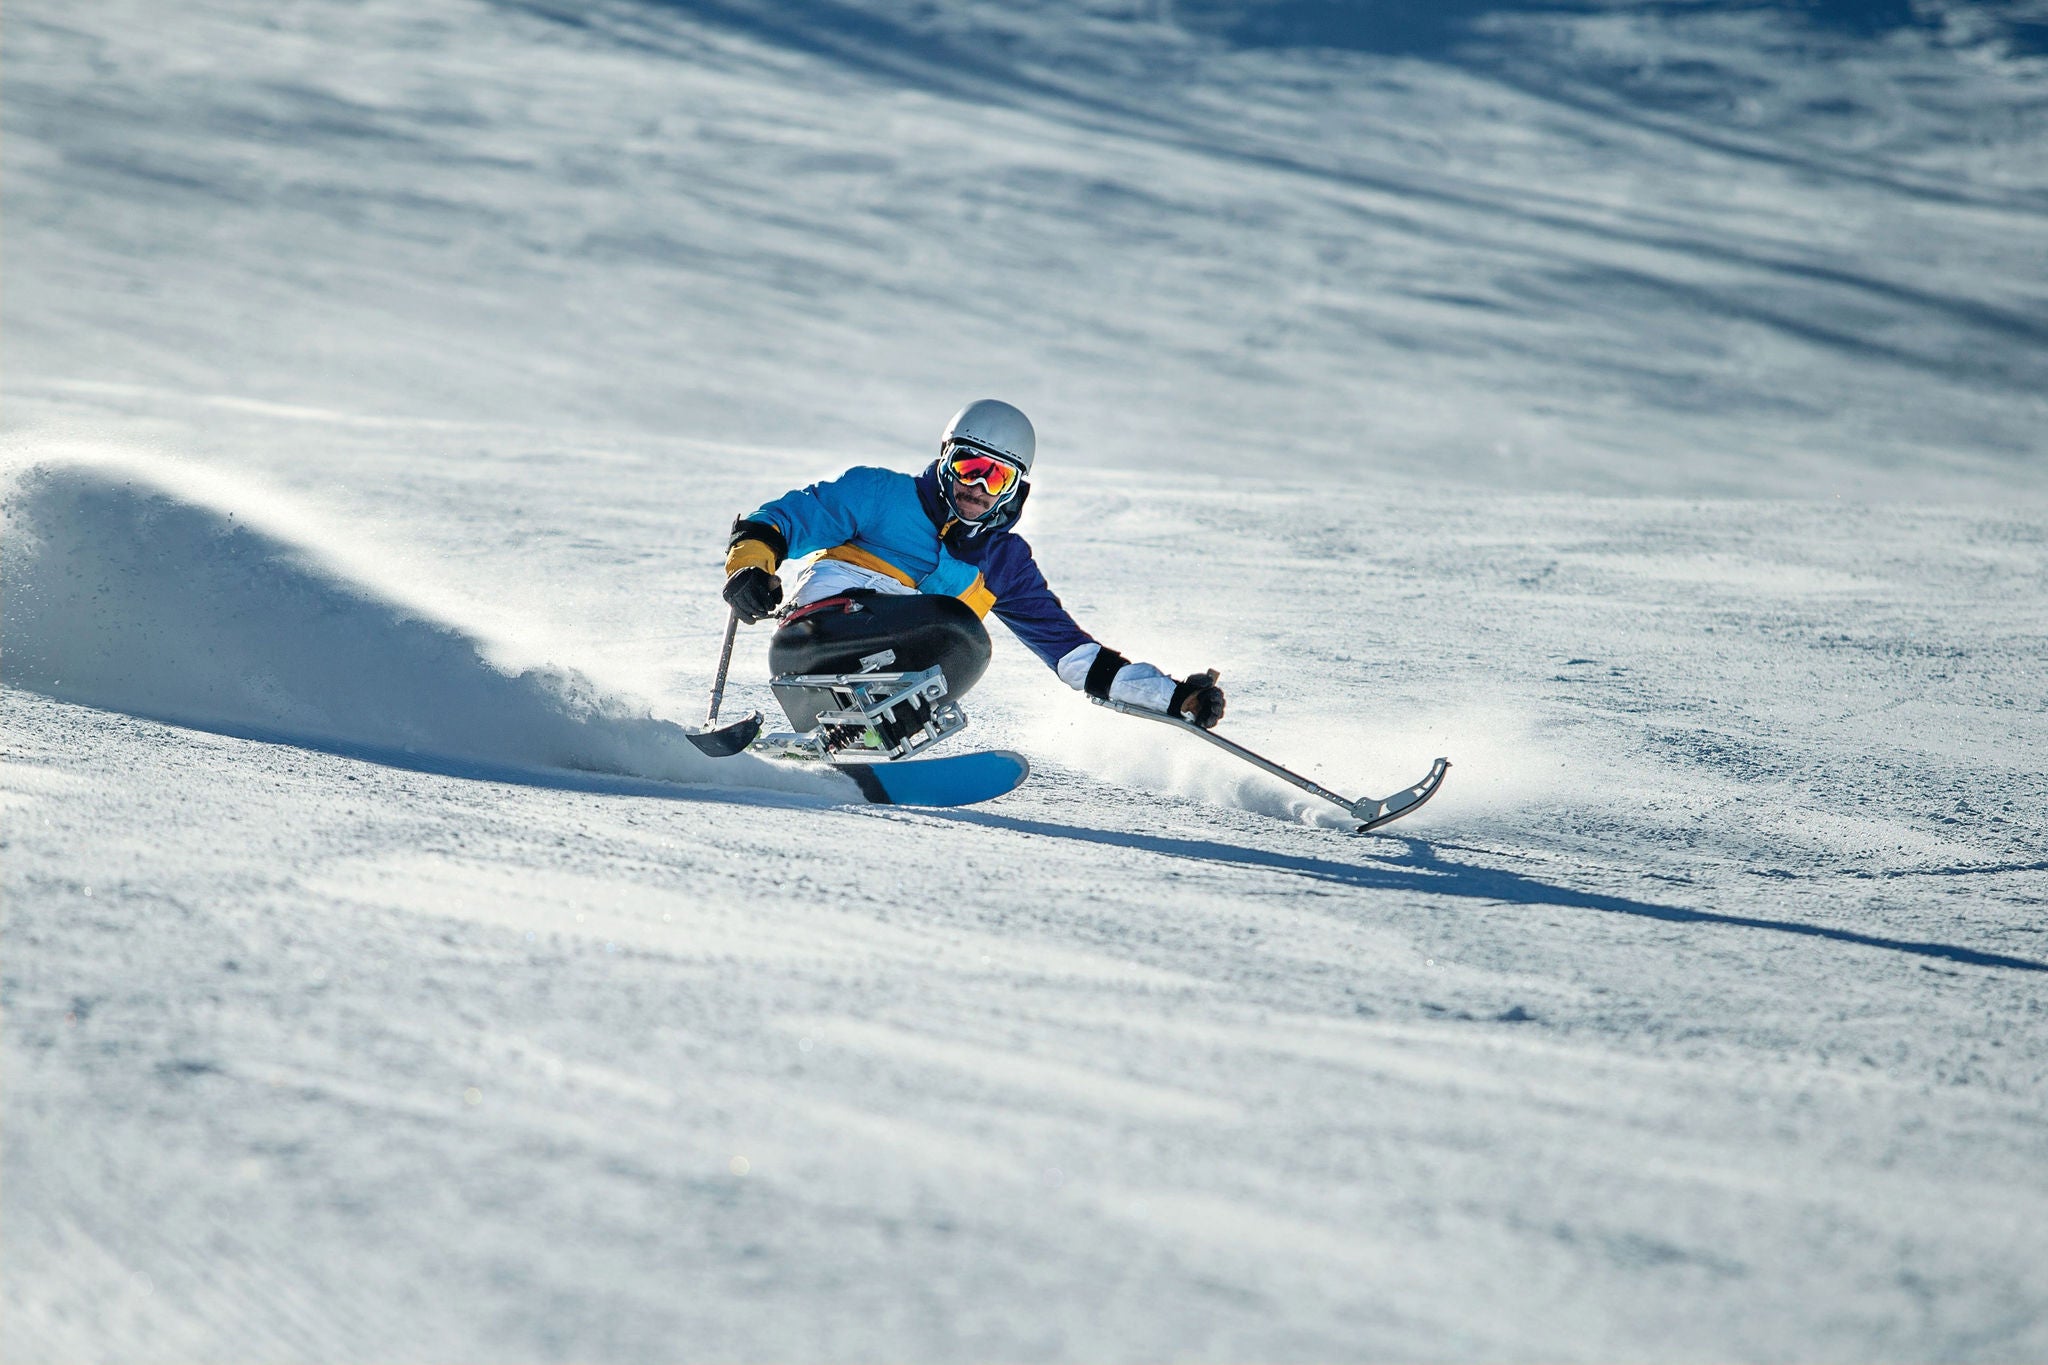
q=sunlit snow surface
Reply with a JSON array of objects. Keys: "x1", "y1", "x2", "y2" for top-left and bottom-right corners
[{"x1": 5, "y1": 0, "x2": 2048, "y2": 1359}]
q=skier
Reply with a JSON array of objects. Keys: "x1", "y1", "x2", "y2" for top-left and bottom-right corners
[{"x1": 722, "y1": 399, "x2": 1226, "y2": 752}]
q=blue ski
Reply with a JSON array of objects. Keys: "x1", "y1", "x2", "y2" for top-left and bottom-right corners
[{"x1": 826, "y1": 749, "x2": 1029, "y2": 807}]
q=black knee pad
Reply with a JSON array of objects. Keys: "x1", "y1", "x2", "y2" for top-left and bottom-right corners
[{"x1": 769, "y1": 592, "x2": 992, "y2": 697}]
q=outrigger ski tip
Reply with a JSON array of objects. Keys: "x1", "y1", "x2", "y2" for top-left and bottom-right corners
[
  {"x1": 690, "y1": 606, "x2": 761, "y2": 757},
  {"x1": 1351, "y1": 756, "x2": 1451, "y2": 833},
  {"x1": 1090, "y1": 697, "x2": 1449, "y2": 834},
  {"x1": 683, "y1": 710, "x2": 762, "y2": 757}
]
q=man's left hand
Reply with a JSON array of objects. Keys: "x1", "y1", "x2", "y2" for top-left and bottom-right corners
[{"x1": 1172, "y1": 669, "x2": 1226, "y2": 729}]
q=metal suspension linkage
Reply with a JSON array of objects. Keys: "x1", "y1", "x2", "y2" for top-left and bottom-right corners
[{"x1": 771, "y1": 665, "x2": 968, "y2": 761}]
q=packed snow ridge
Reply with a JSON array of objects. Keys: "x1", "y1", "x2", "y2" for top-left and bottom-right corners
[{"x1": 0, "y1": 450, "x2": 833, "y2": 803}]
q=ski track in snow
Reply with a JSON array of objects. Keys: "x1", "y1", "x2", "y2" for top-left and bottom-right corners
[{"x1": 6, "y1": 0, "x2": 2048, "y2": 1359}]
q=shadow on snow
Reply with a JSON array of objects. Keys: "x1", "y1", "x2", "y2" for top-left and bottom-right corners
[{"x1": 936, "y1": 809, "x2": 2048, "y2": 975}]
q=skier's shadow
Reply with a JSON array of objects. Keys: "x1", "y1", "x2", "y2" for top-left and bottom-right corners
[{"x1": 932, "y1": 811, "x2": 2048, "y2": 975}]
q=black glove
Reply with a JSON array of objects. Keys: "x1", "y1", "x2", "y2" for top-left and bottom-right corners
[
  {"x1": 723, "y1": 566, "x2": 783, "y2": 624},
  {"x1": 1171, "y1": 669, "x2": 1226, "y2": 730}
]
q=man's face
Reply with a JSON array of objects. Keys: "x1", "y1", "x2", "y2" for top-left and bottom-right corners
[
  {"x1": 952, "y1": 481, "x2": 998, "y2": 520},
  {"x1": 945, "y1": 448, "x2": 1025, "y2": 523}
]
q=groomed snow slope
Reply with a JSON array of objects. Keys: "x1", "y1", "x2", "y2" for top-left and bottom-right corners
[
  {"x1": 6, "y1": 0, "x2": 2048, "y2": 1360},
  {"x1": 9, "y1": 0, "x2": 2048, "y2": 498}
]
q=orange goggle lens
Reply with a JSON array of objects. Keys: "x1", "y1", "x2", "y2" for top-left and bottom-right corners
[{"x1": 946, "y1": 451, "x2": 1022, "y2": 498}]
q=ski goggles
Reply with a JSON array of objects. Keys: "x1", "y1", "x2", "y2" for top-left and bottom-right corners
[{"x1": 944, "y1": 447, "x2": 1024, "y2": 499}]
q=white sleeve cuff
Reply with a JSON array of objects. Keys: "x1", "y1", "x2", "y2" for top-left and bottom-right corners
[
  {"x1": 1055, "y1": 644, "x2": 1177, "y2": 711},
  {"x1": 1055, "y1": 643, "x2": 1100, "y2": 691}
]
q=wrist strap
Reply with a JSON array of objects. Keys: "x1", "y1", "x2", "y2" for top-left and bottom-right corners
[
  {"x1": 727, "y1": 517, "x2": 789, "y2": 564},
  {"x1": 1084, "y1": 647, "x2": 1130, "y2": 700}
]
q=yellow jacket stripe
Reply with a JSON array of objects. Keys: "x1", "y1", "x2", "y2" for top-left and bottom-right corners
[
  {"x1": 819, "y1": 543, "x2": 916, "y2": 588},
  {"x1": 959, "y1": 576, "x2": 996, "y2": 618},
  {"x1": 820, "y1": 545, "x2": 996, "y2": 619}
]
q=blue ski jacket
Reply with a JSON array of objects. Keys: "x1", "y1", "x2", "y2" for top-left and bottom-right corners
[{"x1": 733, "y1": 463, "x2": 1096, "y2": 671}]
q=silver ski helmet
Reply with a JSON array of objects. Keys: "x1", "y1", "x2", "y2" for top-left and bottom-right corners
[{"x1": 939, "y1": 398, "x2": 1034, "y2": 523}]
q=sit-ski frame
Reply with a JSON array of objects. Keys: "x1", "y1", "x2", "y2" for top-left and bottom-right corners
[{"x1": 771, "y1": 665, "x2": 967, "y2": 760}]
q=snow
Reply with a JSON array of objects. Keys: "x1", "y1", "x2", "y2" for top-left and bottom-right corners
[
  {"x1": 5, "y1": 0, "x2": 2048, "y2": 1359},
  {"x1": 0, "y1": 448, "x2": 846, "y2": 803}
]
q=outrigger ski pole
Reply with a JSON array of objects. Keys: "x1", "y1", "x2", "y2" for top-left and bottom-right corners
[
  {"x1": 684, "y1": 606, "x2": 763, "y2": 757},
  {"x1": 1091, "y1": 696, "x2": 1449, "y2": 833},
  {"x1": 705, "y1": 605, "x2": 740, "y2": 727}
]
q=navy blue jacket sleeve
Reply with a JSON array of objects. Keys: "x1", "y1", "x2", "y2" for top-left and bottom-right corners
[{"x1": 981, "y1": 534, "x2": 1095, "y2": 670}]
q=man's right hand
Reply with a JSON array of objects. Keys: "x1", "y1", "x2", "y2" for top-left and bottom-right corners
[{"x1": 723, "y1": 566, "x2": 783, "y2": 623}]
